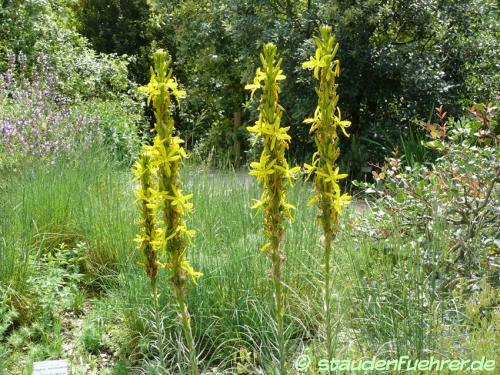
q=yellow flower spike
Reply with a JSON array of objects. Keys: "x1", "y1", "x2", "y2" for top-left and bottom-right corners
[
  {"x1": 302, "y1": 25, "x2": 351, "y2": 360},
  {"x1": 132, "y1": 150, "x2": 158, "y2": 283},
  {"x1": 245, "y1": 42, "x2": 298, "y2": 375},
  {"x1": 135, "y1": 49, "x2": 199, "y2": 374}
]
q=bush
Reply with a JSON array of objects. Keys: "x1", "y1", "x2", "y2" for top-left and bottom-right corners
[
  {"x1": 338, "y1": 101, "x2": 498, "y2": 361},
  {"x1": 0, "y1": 54, "x2": 98, "y2": 169},
  {"x1": 355, "y1": 100, "x2": 498, "y2": 295},
  {"x1": 0, "y1": 54, "x2": 143, "y2": 169},
  {"x1": 72, "y1": 98, "x2": 145, "y2": 164},
  {"x1": 0, "y1": 0, "x2": 131, "y2": 99}
]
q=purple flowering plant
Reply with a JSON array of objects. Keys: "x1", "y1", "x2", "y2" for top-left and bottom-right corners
[{"x1": 0, "y1": 52, "x2": 101, "y2": 169}]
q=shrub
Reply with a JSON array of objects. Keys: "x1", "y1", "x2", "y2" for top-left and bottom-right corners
[
  {"x1": 0, "y1": 0, "x2": 131, "y2": 99},
  {"x1": 357, "y1": 102, "x2": 498, "y2": 289},
  {"x1": 73, "y1": 98, "x2": 144, "y2": 164},
  {"x1": 0, "y1": 53, "x2": 98, "y2": 169},
  {"x1": 0, "y1": 53, "x2": 142, "y2": 169}
]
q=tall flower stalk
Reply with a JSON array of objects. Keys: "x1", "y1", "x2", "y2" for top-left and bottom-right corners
[
  {"x1": 132, "y1": 148, "x2": 166, "y2": 368},
  {"x1": 135, "y1": 49, "x2": 201, "y2": 375},
  {"x1": 302, "y1": 26, "x2": 352, "y2": 359},
  {"x1": 246, "y1": 43, "x2": 299, "y2": 375},
  {"x1": 133, "y1": 150, "x2": 158, "y2": 285}
]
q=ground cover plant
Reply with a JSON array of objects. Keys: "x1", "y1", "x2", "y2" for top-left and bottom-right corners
[{"x1": 0, "y1": 2, "x2": 498, "y2": 374}]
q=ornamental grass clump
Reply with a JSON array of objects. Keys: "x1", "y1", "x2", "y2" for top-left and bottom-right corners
[
  {"x1": 302, "y1": 26, "x2": 352, "y2": 359},
  {"x1": 246, "y1": 43, "x2": 300, "y2": 375},
  {"x1": 134, "y1": 49, "x2": 201, "y2": 375}
]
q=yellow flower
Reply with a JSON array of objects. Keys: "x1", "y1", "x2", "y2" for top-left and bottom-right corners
[
  {"x1": 180, "y1": 259, "x2": 203, "y2": 284},
  {"x1": 302, "y1": 48, "x2": 326, "y2": 79},
  {"x1": 246, "y1": 118, "x2": 265, "y2": 145},
  {"x1": 249, "y1": 154, "x2": 276, "y2": 182},
  {"x1": 261, "y1": 116, "x2": 291, "y2": 150},
  {"x1": 329, "y1": 190, "x2": 352, "y2": 214},
  {"x1": 316, "y1": 164, "x2": 348, "y2": 186},
  {"x1": 245, "y1": 67, "x2": 265, "y2": 100},
  {"x1": 334, "y1": 107, "x2": 351, "y2": 137}
]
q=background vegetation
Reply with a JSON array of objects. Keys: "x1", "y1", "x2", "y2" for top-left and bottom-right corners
[
  {"x1": 2, "y1": 0, "x2": 498, "y2": 171},
  {"x1": 0, "y1": 0, "x2": 498, "y2": 373}
]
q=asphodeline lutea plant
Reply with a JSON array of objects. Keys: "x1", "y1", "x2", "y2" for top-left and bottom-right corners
[
  {"x1": 133, "y1": 149, "x2": 158, "y2": 285},
  {"x1": 302, "y1": 26, "x2": 352, "y2": 359},
  {"x1": 136, "y1": 49, "x2": 201, "y2": 375},
  {"x1": 246, "y1": 43, "x2": 300, "y2": 375},
  {"x1": 132, "y1": 146, "x2": 167, "y2": 369}
]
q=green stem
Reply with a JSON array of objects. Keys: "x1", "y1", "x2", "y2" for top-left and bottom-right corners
[
  {"x1": 152, "y1": 279, "x2": 166, "y2": 373},
  {"x1": 274, "y1": 265, "x2": 286, "y2": 375},
  {"x1": 272, "y1": 240, "x2": 286, "y2": 375},
  {"x1": 323, "y1": 230, "x2": 333, "y2": 360},
  {"x1": 269, "y1": 147, "x2": 287, "y2": 374},
  {"x1": 174, "y1": 287, "x2": 198, "y2": 375}
]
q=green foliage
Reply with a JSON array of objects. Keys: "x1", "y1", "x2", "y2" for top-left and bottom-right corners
[
  {"x1": 190, "y1": 116, "x2": 246, "y2": 170},
  {"x1": 356, "y1": 102, "x2": 498, "y2": 290},
  {"x1": 0, "y1": 148, "x2": 139, "y2": 372},
  {"x1": 74, "y1": 0, "x2": 152, "y2": 82},
  {"x1": 75, "y1": 0, "x2": 150, "y2": 56},
  {"x1": 33, "y1": 29, "x2": 130, "y2": 98},
  {"x1": 1, "y1": 147, "x2": 497, "y2": 372},
  {"x1": 337, "y1": 0, "x2": 498, "y2": 176},
  {"x1": 3, "y1": 0, "x2": 498, "y2": 170},
  {"x1": 84, "y1": 0, "x2": 499, "y2": 171},
  {"x1": 81, "y1": 320, "x2": 106, "y2": 354},
  {"x1": 103, "y1": 172, "x2": 322, "y2": 373},
  {"x1": 0, "y1": 0, "x2": 131, "y2": 98},
  {"x1": 0, "y1": 147, "x2": 136, "y2": 298},
  {"x1": 335, "y1": 220, "x2": 445, "y2": 358},
  {"x1": 0, "y1": 241, "x2": 85, "y2": 372},
  {"x1": 1, "y1": 2, "x2": 498, "y2": 372},
  {"x1": 74, "y1": 99, "x2": 144, "y2": 163}
]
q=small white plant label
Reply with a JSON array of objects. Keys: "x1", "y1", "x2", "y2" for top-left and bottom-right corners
[{"x1": 32, "y1": 359, "x2": 68, "y2": 375}]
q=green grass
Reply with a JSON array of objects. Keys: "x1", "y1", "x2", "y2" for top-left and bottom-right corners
[
  {"x1": 1, "y1": 148, "x2": 136, "y2": 287},
  {"x1": 89, "y1": 169, "x2": 325, "y2": 372},
  {"x1": 1, "y1": 149, "x2": 497, "y2": 374}
]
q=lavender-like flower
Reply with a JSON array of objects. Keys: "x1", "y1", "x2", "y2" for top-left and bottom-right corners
[{"x1": 0, "y1": 52, "x2": 101, "y2": 169}]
